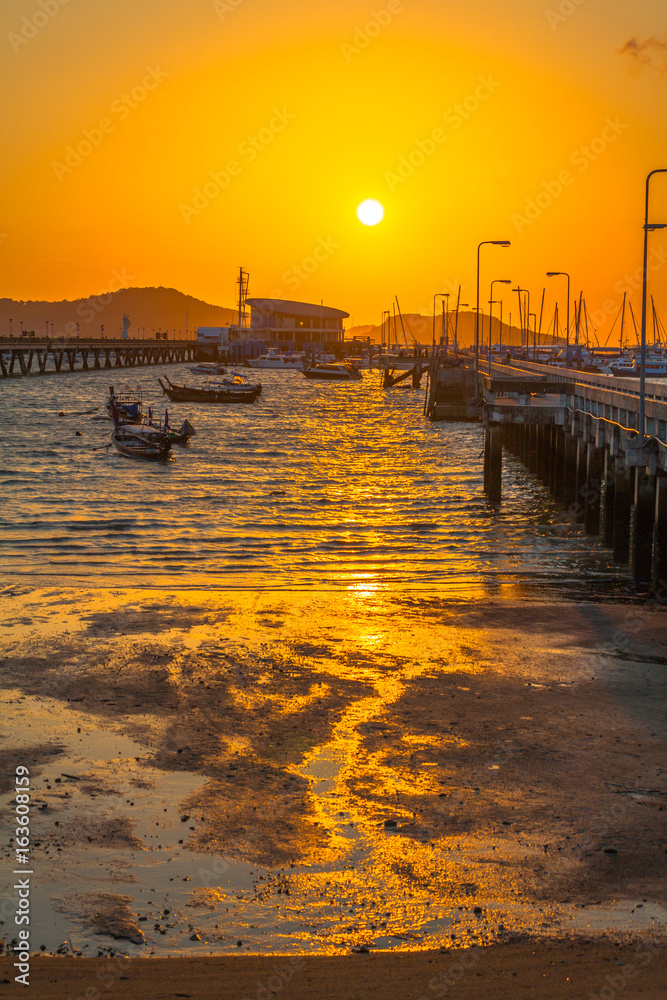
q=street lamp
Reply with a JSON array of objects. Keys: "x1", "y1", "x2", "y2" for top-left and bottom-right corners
[
  {"x1": 639, "y1": 169, "x2": 667, "y2": 440},
  {"x1": 440, "y1": 294, "x2": 451, "y2": 350},
  {"x1": 547, "y1": 271, "x2": 570, "y2": 368},
  {"x1": 432, "y1": 292, "x2": 448, "y2": 351},
  {"x1": 489, "y1": 279, "x2": 512, "y2": 365},
  {"x1": 8, "y1": 318, "x2": 12, "y2": 337},
  {"x1": 513, "y1": 287, "x2": 529, "y2": 352},
  {"x1": 476, "y1": 240, "x2": 511, "y2": 392},
  {"x1": 529, "y1": 313, "x2": 537, "y2": 358}
]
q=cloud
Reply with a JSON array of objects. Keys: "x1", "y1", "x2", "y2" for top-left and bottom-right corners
[{"x1": 618, "y1": 34, "x2": 667, "y2": 75}]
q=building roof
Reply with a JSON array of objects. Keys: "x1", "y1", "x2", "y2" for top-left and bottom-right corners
[{"x1": 246, "y1": 298, "x2": 349, "y2": 320}]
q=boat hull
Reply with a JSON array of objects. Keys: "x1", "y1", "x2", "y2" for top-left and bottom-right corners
[
  {"x1": 302, "y1": 367, "x2": 362, "y2": 381},
  {"x1": 111, "y1": 429, "x2": 171, "y2": 461},
  {"x1": 245, "y1": 358, "x2": 304, "y2": 369},
  {"x1": 159, "y1": 378, "x2": 262, "y2": 403}
]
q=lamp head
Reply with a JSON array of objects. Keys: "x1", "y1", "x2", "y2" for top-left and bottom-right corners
[
  {"x1": 493, "y1": 240, "x2": 511, "y2": 247},
  {"x1": 646, "y1": 223, "x2": 667, "y2": 231},
  {"x1": 546, "y1": 271, "x2": 561, "y2": 277}
]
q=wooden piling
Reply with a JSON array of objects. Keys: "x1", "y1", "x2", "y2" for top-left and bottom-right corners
[
  {"x1": 630, "y1": 470, "x2": 656, "y2": 588},
  {"x1": 484, "y1": 424, "x2": 503, "y2": 502},
  {"x1": 584, "y1": 444, "x2": 604, "y2": 536},
  {"x1": 613, "y1": 467, "x2": 633, "y2": 564},
  {"x1": 652, "y1": 477, "x2": 667, "y2": 599},
  {"x1": 599, "y1": 452, "x2": 616, "y2": 548}
]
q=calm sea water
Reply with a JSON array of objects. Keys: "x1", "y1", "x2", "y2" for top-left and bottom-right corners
[{"x1": 0, "y1": 364, "x2": 620, "y2": 591}]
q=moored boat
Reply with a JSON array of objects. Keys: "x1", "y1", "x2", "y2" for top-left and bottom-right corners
[
  {"x1": 302, "y1": 362, "x2": 363, "y2": 381},
  {"x1": 106, "y1": 385, "x2": 143, "y2": 422},
  {"x1": 110, "y1": 423, "x2": 172, "y2": 460},
  {"x1": 147, "y1": 407, "x2": 196, "y2": 445},
  {"x1": 158, "y1": 373, "x2": 262, "y2": 403},
  {"x1": 245, "y1": 348, "x2": 305, "y2": 369},
  {"x1": 608, "y1": 354, "x2": 667, "y2": 378},
  {"x1": 187, "y1": 363, "x2": 228, "y2": 376}
]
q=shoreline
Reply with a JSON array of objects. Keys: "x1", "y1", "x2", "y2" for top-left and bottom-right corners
[{"x1": 1, "y1": 585, "x2": 665, "y2": 965}]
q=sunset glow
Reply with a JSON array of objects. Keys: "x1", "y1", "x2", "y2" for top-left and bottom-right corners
[{"x1": 1, "y1": 1, "x2": 666, "y2": 330}]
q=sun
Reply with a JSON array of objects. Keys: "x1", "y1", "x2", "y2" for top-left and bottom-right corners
[{"x1": 356, "y1": 199, "x2": 385, "y2": 226}]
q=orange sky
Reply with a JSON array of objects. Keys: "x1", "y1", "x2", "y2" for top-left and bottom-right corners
[{"x1": 1, "y1": 0, "x2": 666, "y2": 337}]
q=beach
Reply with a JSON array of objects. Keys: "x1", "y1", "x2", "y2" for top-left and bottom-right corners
[{"x1": 0, "y1": 584, "x2": 665, "y2": 996}]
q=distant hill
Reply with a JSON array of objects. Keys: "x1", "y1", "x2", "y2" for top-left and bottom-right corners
[
  {"x1": 0, "y1": 287, "x2": 236, "y2": 339},
  {"x1": 346, "y1": 311, "x2": 528, "y2": 348},
  {"x1": 1, "y1": 289, "x2": 536, "y2": 347}
]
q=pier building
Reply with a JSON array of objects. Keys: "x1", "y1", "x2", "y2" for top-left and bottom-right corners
[{"x1": 245, "y1": 298, "x2": 349, "y2": 349}]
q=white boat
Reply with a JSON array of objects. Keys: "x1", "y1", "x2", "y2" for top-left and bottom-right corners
[
  {"x1": 246, "y1": 348, "x2": 305, "y2": 369},
  {"x1": 608, "y1": 354, "x2": 667, "y2": 378},
  {"x1": 187, "y1": 363, "x2": 227, "y2": 376}
]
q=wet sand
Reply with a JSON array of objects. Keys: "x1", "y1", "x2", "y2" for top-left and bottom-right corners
[
  {"x1": 1, "y1": 941, "x2": 666, "y2": 999},
  {"x1": 1, "y1": 584, "x2": 666, "y2": 990}
]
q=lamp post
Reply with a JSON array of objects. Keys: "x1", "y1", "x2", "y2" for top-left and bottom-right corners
[
  {"x1": 441, "y1": 294, "x2": 450, "y2": 351},
  {"x1": 546, "y1": 271, "x2": 570, "y2": 368},
  {"x1": 513, "y1": 287, "x2": 529, "y2": 353},
  {"x1": 8, "y1": 318, "x2": 12, "y2": 337},
  {"x1": 529, "y1": 313, "x2": 537, "y2": 359},
  {"x1": 432, "y1": 292, "x2": 447, "y2": 353},
  {"x1": 489, "y1": 279, "x2": 512, "y2": 365},
  {"x1": 639, "y1": 169, "x2": 667, "y2": 440},
  {"x1": 476, "y1": 240, "x2": 511, "y2": 392}
]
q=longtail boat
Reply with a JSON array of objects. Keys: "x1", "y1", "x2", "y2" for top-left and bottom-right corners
[{"x1": 158, "y1": 374, "x2": 262, "y2": 404}]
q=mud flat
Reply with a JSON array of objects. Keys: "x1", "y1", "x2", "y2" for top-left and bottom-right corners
[{"x1": 0, "y1": 585, "x2": 665, "y2": 990}]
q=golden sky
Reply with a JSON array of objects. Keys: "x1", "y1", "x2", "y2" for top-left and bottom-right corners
[{"x1": 1, "y1": 0, "x2": 666, "y2": 335}]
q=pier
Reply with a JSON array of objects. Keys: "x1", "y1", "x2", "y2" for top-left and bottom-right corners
[
  {"x1": 479, "y1": 360, "x2": 667, "y2": 594},
  {"x1": 0, "y1": 338, "x2": 196, "y2": 378}
]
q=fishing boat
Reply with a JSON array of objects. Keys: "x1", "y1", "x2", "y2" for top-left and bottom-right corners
[
  {"x1": 245, "y1": 348, "x2": 305, "y2": 369},
  {"x1": 108, "y1": 402, "x2": 171, "y2": 460},
  {"x1": 147, "y1": 407, "x2": 196, "y2": 445},
  {"x1": 110, "y1": 423, "x2": 172, "y2": 461},
  {"x1": 158, "y1": 373, "x2": 262, "y2": 403},
  {"x1": 106, "y1": 385, "x2": 143, "y2": 422},
  {"x1": 302, "y1": 362, "x2": 362, "y2": 381}
]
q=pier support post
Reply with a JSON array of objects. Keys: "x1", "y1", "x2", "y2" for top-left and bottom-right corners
[
  {"x1": 630, "y1": 470, "x2": 655, "y2": 588},
  {"x1": 599, "y1": 452, "x2": 616, "y2": 549},
  {"x1": 527, "y1": 425, "x2": 538, "y2": 474},
  {"x1": 536, "y1": 426, "x2": 547, "y2": 482},
  {"x1": 562, "y1": 433, "x2": 578, "y2": 507},
  {"x1": 484, "y1": 424, "x2": 503, "y2": 502},
  {"x1": 613, "y1": 467, "x2": 633, "y2": 563},
  {"x1": 584, "y1": 444, "x2": 604, "y2": 536},
  {"x1": 552, "y1": 427, "x2": 565, "y2": 500},
  {"x1": 574, "y1": 438, "x2": 588, "y2": 522},
  {"x1": 653, "y1": 477, "x2": 667, "y2": 599}
]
